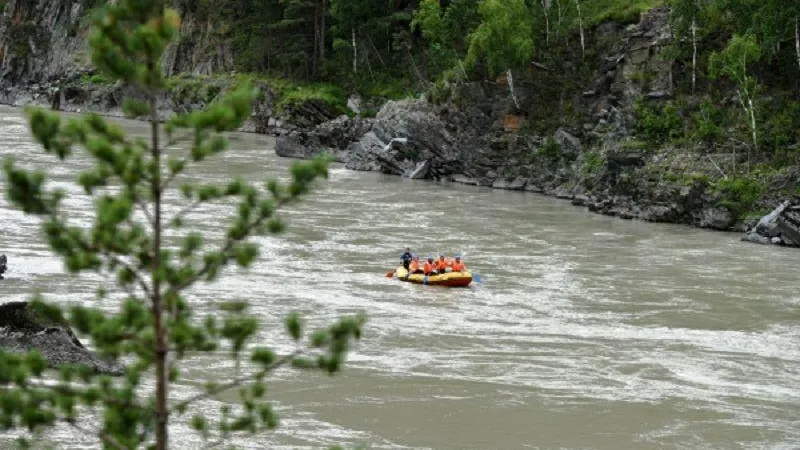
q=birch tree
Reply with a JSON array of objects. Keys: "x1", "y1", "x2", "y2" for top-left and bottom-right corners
[
  {"x1": 669, "y1": 0, "x2": 707, "y2": 94},
  {"x1": 466, "y1": 0, "x2": 534, "y2": 107},
  {"x1": 575, "y1": 0, "x2": 585, "y2": 58},
  {"x1": 709, "y1": 33, "x2": 762, "y2": 169}
]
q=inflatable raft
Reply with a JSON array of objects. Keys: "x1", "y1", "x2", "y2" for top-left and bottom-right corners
[{"x1": 393, "y1": 267, "x2": 472, "y2": 287}]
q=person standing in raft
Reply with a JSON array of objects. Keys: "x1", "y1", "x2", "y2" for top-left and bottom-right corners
[
  {"x1": 451, "y1": 254, "x2": 466, "y2": 272},
  {"x1": 400, "y1": 247, "x2": 413, "y2": 270}
]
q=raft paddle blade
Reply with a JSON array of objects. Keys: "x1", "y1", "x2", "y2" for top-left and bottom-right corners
[{"x1": 472, "y1": 272, "x2": 484, "y2": 284}]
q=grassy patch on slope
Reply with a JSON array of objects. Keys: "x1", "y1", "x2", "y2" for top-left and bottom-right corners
[
  {"x1": 586, "y1": 0, "x2": 664, "y2": 26},
  {"x1": 274, "y1": 83, "x2": 348, "y2": 115}
]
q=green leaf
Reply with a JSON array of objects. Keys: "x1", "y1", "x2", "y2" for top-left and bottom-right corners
[
  {"x1": 167, "y1": 157, "x2": 186, "y2": 177},
  {"x1": 285, "y1": 312, "x2": 302, "y2": 341},
  {"x1": 310, "y1": 330, "x2": 330, "y2": 348},
  {"x1": 250, "y1": 348, "x2": 276, "y2": 367},
  {"x1": 233, "y1": 243, "x2": 258, "y2": 268},
  {"x1": 24, "y1": 352, "x2": 46, "y2": 377},
  {"x1": 190, "y1": 415, "x2": 207, "y2": 431},
  {"x1": 258, "y1": 404, "x2": 278, "y2": 429},
  {"x1": 267, "y1": 218, "x2": 285, "y2": 234}
]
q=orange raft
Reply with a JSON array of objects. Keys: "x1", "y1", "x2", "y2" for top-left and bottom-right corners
[{"x1": 393, "y1": 266, "x2": 472, "y2": 287}]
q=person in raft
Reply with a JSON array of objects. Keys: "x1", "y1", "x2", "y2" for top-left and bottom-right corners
[
  {"x1": 400, "y1": 247, "x2": 413, "y2": 270},
  {"x1": 436, "y1": 254, "x2": 451, "y2": 274},
  {"x1": 451, "y1": 254, "x2": 466, "y2": 272},
  {"x1": 423, "y1": 256, "x2": 437, "y2": 276},
  {"x1": 409, "y1": 255, "x2": 423, "y2": 274}
]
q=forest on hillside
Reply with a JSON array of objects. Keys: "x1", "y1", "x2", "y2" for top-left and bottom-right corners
[{"x1": 159, "y1": 0, "x2": 800, "y2": 165}]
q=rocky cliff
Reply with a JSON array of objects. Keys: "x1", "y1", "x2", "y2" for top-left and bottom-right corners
[
  {"x1": 0, "y1": 0, "x2": 238, "y2": 85},
  {"x1": 0, "y1": 0, "x2": 342, "y2": 134},
  {"x1": 275, "y1": 6, "x2": 799, "y2": 239}
]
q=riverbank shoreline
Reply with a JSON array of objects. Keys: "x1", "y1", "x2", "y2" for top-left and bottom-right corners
[{"x1": 3, "y1": 84, "x2": 797, "y2": 249}]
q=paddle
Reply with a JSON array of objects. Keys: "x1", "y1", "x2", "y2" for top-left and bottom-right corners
[{"x1": 471, "y1": 272, "x2": 485, "y2": 284}]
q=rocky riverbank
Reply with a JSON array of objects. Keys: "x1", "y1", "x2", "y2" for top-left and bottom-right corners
[
  {"x1": 0, "y1": 72, "x2": 346, "y2": 135},
  {"x1": 742, "y1": 201, "x2": 800, "y2": 246},
  {"x1": 0, "y1": 301, "x2": 123, "y2": 375},
  {"x1": 274, "y1": 7, "x2": 800, "y2": 243}
]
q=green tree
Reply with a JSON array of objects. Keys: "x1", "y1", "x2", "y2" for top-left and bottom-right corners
[
  {"x1": 753, "y1": 0, "x2": 800, "y2": 74},
  {"x1": 274, "y1": 0, "x2": 330, "y2": 76},
  {"x1": 411, "y1": 0, "x2": 480, "y2": 78},
  {"x1": 709, "y1": 32, "x2": 762, "y2": 168},
  {"x1": 668, "y1": 0, "x2": 708, "y2": 93},
  {"x1": 465, "y1": 0, "x2": 534, "y2": 109},
  {"x1": 1, "y1": 1, "x2": 364, "y2": 449},
  {"x1": 466, "y1": 0, "x2": 534, "y2": 77}
]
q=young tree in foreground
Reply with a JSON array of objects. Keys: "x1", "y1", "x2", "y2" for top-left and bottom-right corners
[{"x1": 1, "y1": 1, "x2": 364, "y2": 449}]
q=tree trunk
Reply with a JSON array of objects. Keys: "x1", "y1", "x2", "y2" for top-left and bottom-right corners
[
  {"x1": 691, "y1": 17, "x2": 697, "y2": 94},
  {"x1": 319, "y1": 0, "x2": 327, "y2": 62},
  {"x1": 312, "y1": 6, "x2": 319, "y2": 76},
  {"x1": 795, "y1": 16, "x2": 800, "y2": 74},
  {"x1": 541, "y1": 0, "x2": 550, "y2": 45},
  {"x1": 507, "y1": 68, "x2": 519, "y2": 109},
  {"x1": 555, "y1": 0, "x2": 562, "y2": 39},
  {"x1": 150, "y1": 77, "x2": 168, "y2": 450},
  {"x1": 737, "y1": 88, "x2": 757, "y2": 172},
  {"x1": 575, "y1": 0, "x2": 585, "y2": 58},
  {"x1": 352, "y1": 28, "x2": 357, "y2": 74},
  {"x1": 747, "y1": 96, "x2": 758, "y2": 155}
]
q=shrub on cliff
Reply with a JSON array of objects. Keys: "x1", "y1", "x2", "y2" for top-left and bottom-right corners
[{"x1": 1, "y1": 1, "x2": 364, "y2": 449}]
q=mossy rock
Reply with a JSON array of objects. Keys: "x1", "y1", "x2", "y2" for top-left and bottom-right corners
[
  {"x1": 0, "y1": 302, "x2": 123, "y2": 375},
  {"x1": 0, "y1": 301, "x2": 69, "y2": 334}
]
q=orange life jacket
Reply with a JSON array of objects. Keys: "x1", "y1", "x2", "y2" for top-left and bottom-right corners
[
  {"x1": 436, "y1": 258, "x2": 449, "y2": 270},
  {"x1": 409, "y1": 260, "x2": 420, "y2": 272},
  {"x1": 423, "y1": 262, "x2": 435, "y2": 274},
  {"x1": 451, "y1": 261, "x2": 465, "y2": 272}
]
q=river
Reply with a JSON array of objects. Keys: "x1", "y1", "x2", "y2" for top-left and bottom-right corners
[{"x1": 1, "y1": 105, "x2": 799, "y2": 449}]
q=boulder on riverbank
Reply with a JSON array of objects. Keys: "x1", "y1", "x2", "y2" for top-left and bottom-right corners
[
  {"x1": 0, "y1": 301, "x2": 123, "y2": 375},
  {"x1": 276, "y1": 115, "x2": 374, "y2": 162},
  {"x1": 343, "y1": 99, "x2": 467, "y2": 178},
  {"x1": 277, "y1": 99, "x2": 472, "y2": 179},
  {"x1": 742, "y1": 200, "x2": 800, "y2": 246}
]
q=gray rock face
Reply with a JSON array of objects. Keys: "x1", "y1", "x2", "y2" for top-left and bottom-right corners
[
  {"x1": 0, "y1": 1, "x2": 307, "y2": 135},
  {"x1": 0, "y1": 302, "x2": 123, "y2": 375},
  {"x1": 274, "y1": 98, "x2": 476, "y2": 179},
  {"x1": 342, "y1": 99, "x2": 465, "y2": 177},
  {"x1": 0, "y1": 0, "x2": 90, "y2": 85},
  {"x1": 553, "y1": 128, "x2": 582, "y2": 160},
  {"x1": 276, "y1": 115, "x2": 374, "y2": 162},
  {"x1": 696, "y1": 207, "x2": 735, "y2": 230},
  {"x1": 0, "y1": 0, "x2": 234, "y2": 86},
  {"x1": 742, "y1": 200, "x2": 800, "y2": 247}
]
